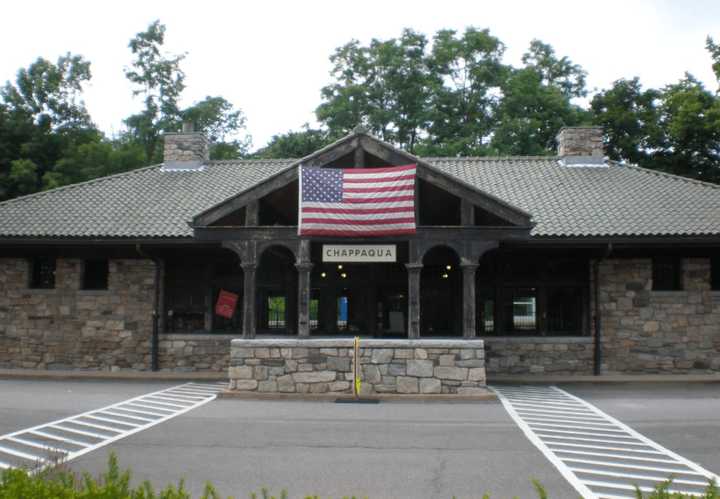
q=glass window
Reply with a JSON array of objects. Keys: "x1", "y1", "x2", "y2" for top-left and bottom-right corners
[
  {"x1": 711, "y1": 256, "x2": 720, "y2": 291},
  {"x1": 82, "y1": 259, "x2": 109, "y2": 290},
  {"x1": 29, "y1": 257, "x2": 56, "y2": 289},
  {"x1": 503, "y1": 288, "x2": 537, "y2": 333},
  {"x1": 481, "y1": 299, "x2": 495, "y2": 334},
  {"x1": 546, "y1": 287, "x2": 583, "y2": 335},
  {"x1": 653, "y1": 257, "x2": 682, "y2": 291},
  {"x1": 310, "y1": 298, "x2": 319, "y2": 330},
  {"x1": 337, "y1": 295, "x2": 349, "y2": 331},
  {"x1": 267, "y1": 296, "x2": 286, "y2": 329}
]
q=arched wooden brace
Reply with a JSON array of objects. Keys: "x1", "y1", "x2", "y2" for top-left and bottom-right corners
[
  {"x1": 407, "y1": 239, "x2": 499, "y2": 339},
  {"x1": 223, "y1": 240, "x2": 258, "y2": 338},
  {"x1": 224, "y1": 239, "x2": 313, "y2": 338}
]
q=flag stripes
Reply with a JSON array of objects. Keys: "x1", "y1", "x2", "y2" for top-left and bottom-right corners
[{"x1": 299, "y1": 164, "x2": 417, "y2": 237}]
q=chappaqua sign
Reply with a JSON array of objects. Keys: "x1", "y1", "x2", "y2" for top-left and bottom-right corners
[{"x1": 322, "y1": 245, "x2": 397, "y2": 263}]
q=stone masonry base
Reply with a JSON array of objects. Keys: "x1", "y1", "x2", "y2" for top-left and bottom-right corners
[{"x1": 229, "y1": 338, "x2": 486, "y2": 396}]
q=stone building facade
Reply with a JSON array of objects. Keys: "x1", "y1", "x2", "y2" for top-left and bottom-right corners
[
  {"x1": 0, "y1": 126, "x2": 718, "y2": 379},
  {"x1": 1, "y1": 255, "x2": 718, "y2": 375},
  {"x1": 0, "y1": 258, "x2": 155, "y2": 370},
  {"x1": 599, "y1": 257, "x2": 720, "y2": 374}
]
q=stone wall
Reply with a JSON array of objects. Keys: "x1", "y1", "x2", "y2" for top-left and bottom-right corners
[
  {"x1": 158, "y1": 334, "x2": 233, "y2": 372},
  {"x1": 484, "y1": 337, "x2": 594, "y2": 375},
  {"x1": 0, "y1": 258, "x2": 155, "y2": 370},
  {"x1": 598, "y1": 257, "x2": 720, "y2": 374},
  {"x1": 229, "y1": 338, "x2": 486, "y2": 395}
]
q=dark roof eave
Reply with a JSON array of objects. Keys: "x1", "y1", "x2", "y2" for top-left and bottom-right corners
[
  {"x1": 509, "y1": 234, "x2": 720, "y2": 248},
  {"x1": 0, "y1": 236, "x2": 203, "y2": 246}
]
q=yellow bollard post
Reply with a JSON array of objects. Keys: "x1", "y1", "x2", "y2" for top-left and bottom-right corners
[{"x1": 353, "y1": 336, "x2": 361, "y2": 398}]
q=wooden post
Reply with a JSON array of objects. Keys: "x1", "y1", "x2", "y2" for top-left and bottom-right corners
[
  {"x1": 246, "y1": 200, "x2": 259, "y2": 226},
  {"x1": 461, "y1": 263, "x2": 479, "y2": 338},
  {"x1": 241, "y1": 263, "x2": 257, "y2": 338},
  {"x1": 354, "y1": 146, "x2": 365, "y2": 168},
  {"x1": 296, "y1": 239, "x2": 312, "y2": 337},
  {"x1": 460, "y1": 199, "x2": 474, "y2": 226},
  {"x1": 296, "y1": 262, "x2": 313, "y2": 337},
  {"x1": 405, "y1": 263, "x2": 422, "y2": 338}
]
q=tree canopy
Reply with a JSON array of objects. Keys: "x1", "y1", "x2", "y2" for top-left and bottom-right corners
[{"x1": 0, "y1": 24, "x2": 719, "y2": 202}]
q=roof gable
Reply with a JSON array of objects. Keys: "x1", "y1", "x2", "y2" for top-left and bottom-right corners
[{"x1": 192, "y1": 130, "x2": 532, "y2": 228}]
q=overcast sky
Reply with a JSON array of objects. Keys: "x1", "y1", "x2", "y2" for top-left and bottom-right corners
[{"x1": 3, "y1": 0, "x2": 719, "y2": 148}]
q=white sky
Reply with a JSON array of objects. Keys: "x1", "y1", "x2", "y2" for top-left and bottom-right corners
[{"x1": 2, "y1": 0, "x2": 719, "y2": 149}]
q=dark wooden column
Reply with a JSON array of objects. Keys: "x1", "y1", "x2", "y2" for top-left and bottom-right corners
[
  {"x1": 246, "y1": 200, "x2": 259, "y2": 226},
  {"x1": 241, "y1": 262, "x2": 257, "y2": 338},
  {"x1": 296, "y1": 262, "x2": 313, "y2": 337},
  {"x1": 460, "y1": 199, "x2": 474, "y2": 226},
  {"x1": 405, "y1": 263, "x2": 422, "y2": 338},
  {"x1": 461, "y1": 263, "x2": 479, "y2": 338},
  {"x1": 296, "y1": 239, "x2": 312, "y2": 337}
]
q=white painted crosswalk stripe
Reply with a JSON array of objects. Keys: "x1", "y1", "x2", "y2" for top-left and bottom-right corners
[
  {"x1": 0, "y1": 381, "x2": 226, "y2": 472},
  {"x1": 493, "y1": 385, "x2": 720, "y2": 499}
]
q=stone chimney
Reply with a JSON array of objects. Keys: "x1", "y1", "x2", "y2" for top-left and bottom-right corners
[
  {"x1": 556, "y1": 126, "x2": 604, "y2": 157},
  {"x1": 162, "y1": 122, "x2": 208, "y2": 170}
]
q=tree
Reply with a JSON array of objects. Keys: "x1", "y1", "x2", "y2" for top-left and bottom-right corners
[
  {"x1": 656, "y1": 74, "x2": 720, "y2": 181},
  {"x1": 1, "y1": 53, "x2": 93, "y2": 130},
  {"x1": 42, "y1": 139, "x2": 146, "y2": 190},
  {"x1": 255, "y1": 126, "x2": 332, "y2": 159},
  {"x1": 419, "y1": 28, "x2": 507, "y2": 156},
  {"x1": 590, "y1": 78, "x2": 662, "y2": 165},
  {"x1": 706, "y1": 36, "x2": 720, "y2": 88},
  {"x1": 124, "y1": 20, "x2": 186, "y2": 163},
  {"x1": 0, "y1": 54, "x2": 98, "y2": 200},
  {"x1": 8, "y1": 159, "x2": 38, "y2": 197},
  {"x1": 491, "y1": 41, "x2": 589, "y2": 155},
  {"x1": 521, "y1": 39, "x2": 587, "y2": 99},
  {"x1": 591, "y1": 74, "x2": 720, "y2": 183},
  {"x1": 182, "y1": 96, "x2": 252, "y2": 159},
  {"x1": 316, "y1": 29, "x2": 433, "y2": 152}
]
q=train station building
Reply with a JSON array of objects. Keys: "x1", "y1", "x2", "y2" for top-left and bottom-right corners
[{"x1": 0, "y1": 126, "x2": 719, "y2": 387}]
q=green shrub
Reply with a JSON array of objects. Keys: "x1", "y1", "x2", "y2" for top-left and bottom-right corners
[
  {"x1": 0, "y1": 454, "x2": 717, "y2": 499},
  {"x1": 635, "y1": 479, "x2": 719, "y2": 499},
  {"x1": 0, "y1": 453, "x2": 224, "y2": 499}
]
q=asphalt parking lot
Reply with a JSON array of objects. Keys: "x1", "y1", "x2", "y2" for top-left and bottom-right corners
[{"x1": 1, "y1": 379, "x2": 718, "y2": 499}]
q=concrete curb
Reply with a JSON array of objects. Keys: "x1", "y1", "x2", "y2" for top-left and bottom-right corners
[
  {"x1": 217, "y1": 390, "x2": 497, "y2": 402},
  {"x1": 491, "y1": 374, "x2": 720, "y2": 384},
  {"x1": 0, "y1": 368, "x2": 226, "y2": 381}
]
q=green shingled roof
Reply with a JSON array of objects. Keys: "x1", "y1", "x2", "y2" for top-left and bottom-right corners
[{"x1": 0, "y1": 156, "x2": 718, "y2": 239}]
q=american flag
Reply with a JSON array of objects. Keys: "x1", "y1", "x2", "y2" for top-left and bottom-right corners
[{"x1": 298, "y1": 164, "x2": 417, "y2": 237}]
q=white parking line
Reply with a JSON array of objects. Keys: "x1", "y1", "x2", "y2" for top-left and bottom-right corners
[
  {"x1": 0, "y1": 382, "x2": 226, "y2": 472},
  {"x1": 493, "y1": 385, "x2": 720, "y2": 499}
]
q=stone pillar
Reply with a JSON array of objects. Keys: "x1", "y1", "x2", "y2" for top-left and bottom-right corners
[
  {"x1": 296, "y1": 262, "x2": 313, "y2": 337},
  {"x1": 241, "y1": 263, "x2": 257, "y2": 338},
  {"x1": 406, "y1": 263, "x2": 422, "y2": 338},
  {"x1": 461, "y1": 263, "x2": 479, "y2": 338}
]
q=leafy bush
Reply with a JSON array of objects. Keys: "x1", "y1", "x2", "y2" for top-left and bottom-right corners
[
  {"x1": 0, "y1": 454, "x2": 717, "y2": 499},
  {"x1": 0, "y1": 453, "x2": 224, "y2": 499}
]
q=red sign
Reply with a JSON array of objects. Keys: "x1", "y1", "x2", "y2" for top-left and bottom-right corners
[{"x1": 215, "y1": 290, "x2": 239, "y2": 319}]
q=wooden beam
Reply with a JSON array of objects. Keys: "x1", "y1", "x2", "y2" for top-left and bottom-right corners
[
  {"x1": 197, "y1": 226, "x2": 532, "y2": 243},
  {"x1": 304, "y1": 138, "x2": 358, "y2": 167},
  {"x1": 416, "y1": 166, "x2": 532, "y2": 227},
  {"x1": 460, "y1": 199, "x2": 474, "y2": 226},
  {"x1": 245, "y1": 200, "x2": 259, "y2": 226},
  {"x1": 461, "y1": 263, "x2": 479, "y2": 338},
  {"x1": 354, "y1": 146, "x2": 365, "y2": 168},
  {"x1": 405, "y1": 263, "x2": 422, "y2": 338},
  {"x1": 193, "y1": 167, "x2": 298, "y2": 227},
  {"x1": 359, "y1": 136, "x2": 415, "y2": 166}
]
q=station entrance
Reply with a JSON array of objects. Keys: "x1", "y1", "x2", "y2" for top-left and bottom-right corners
[{"x1": 308, "y1": 243, "x2": 408, "y2": 337}]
